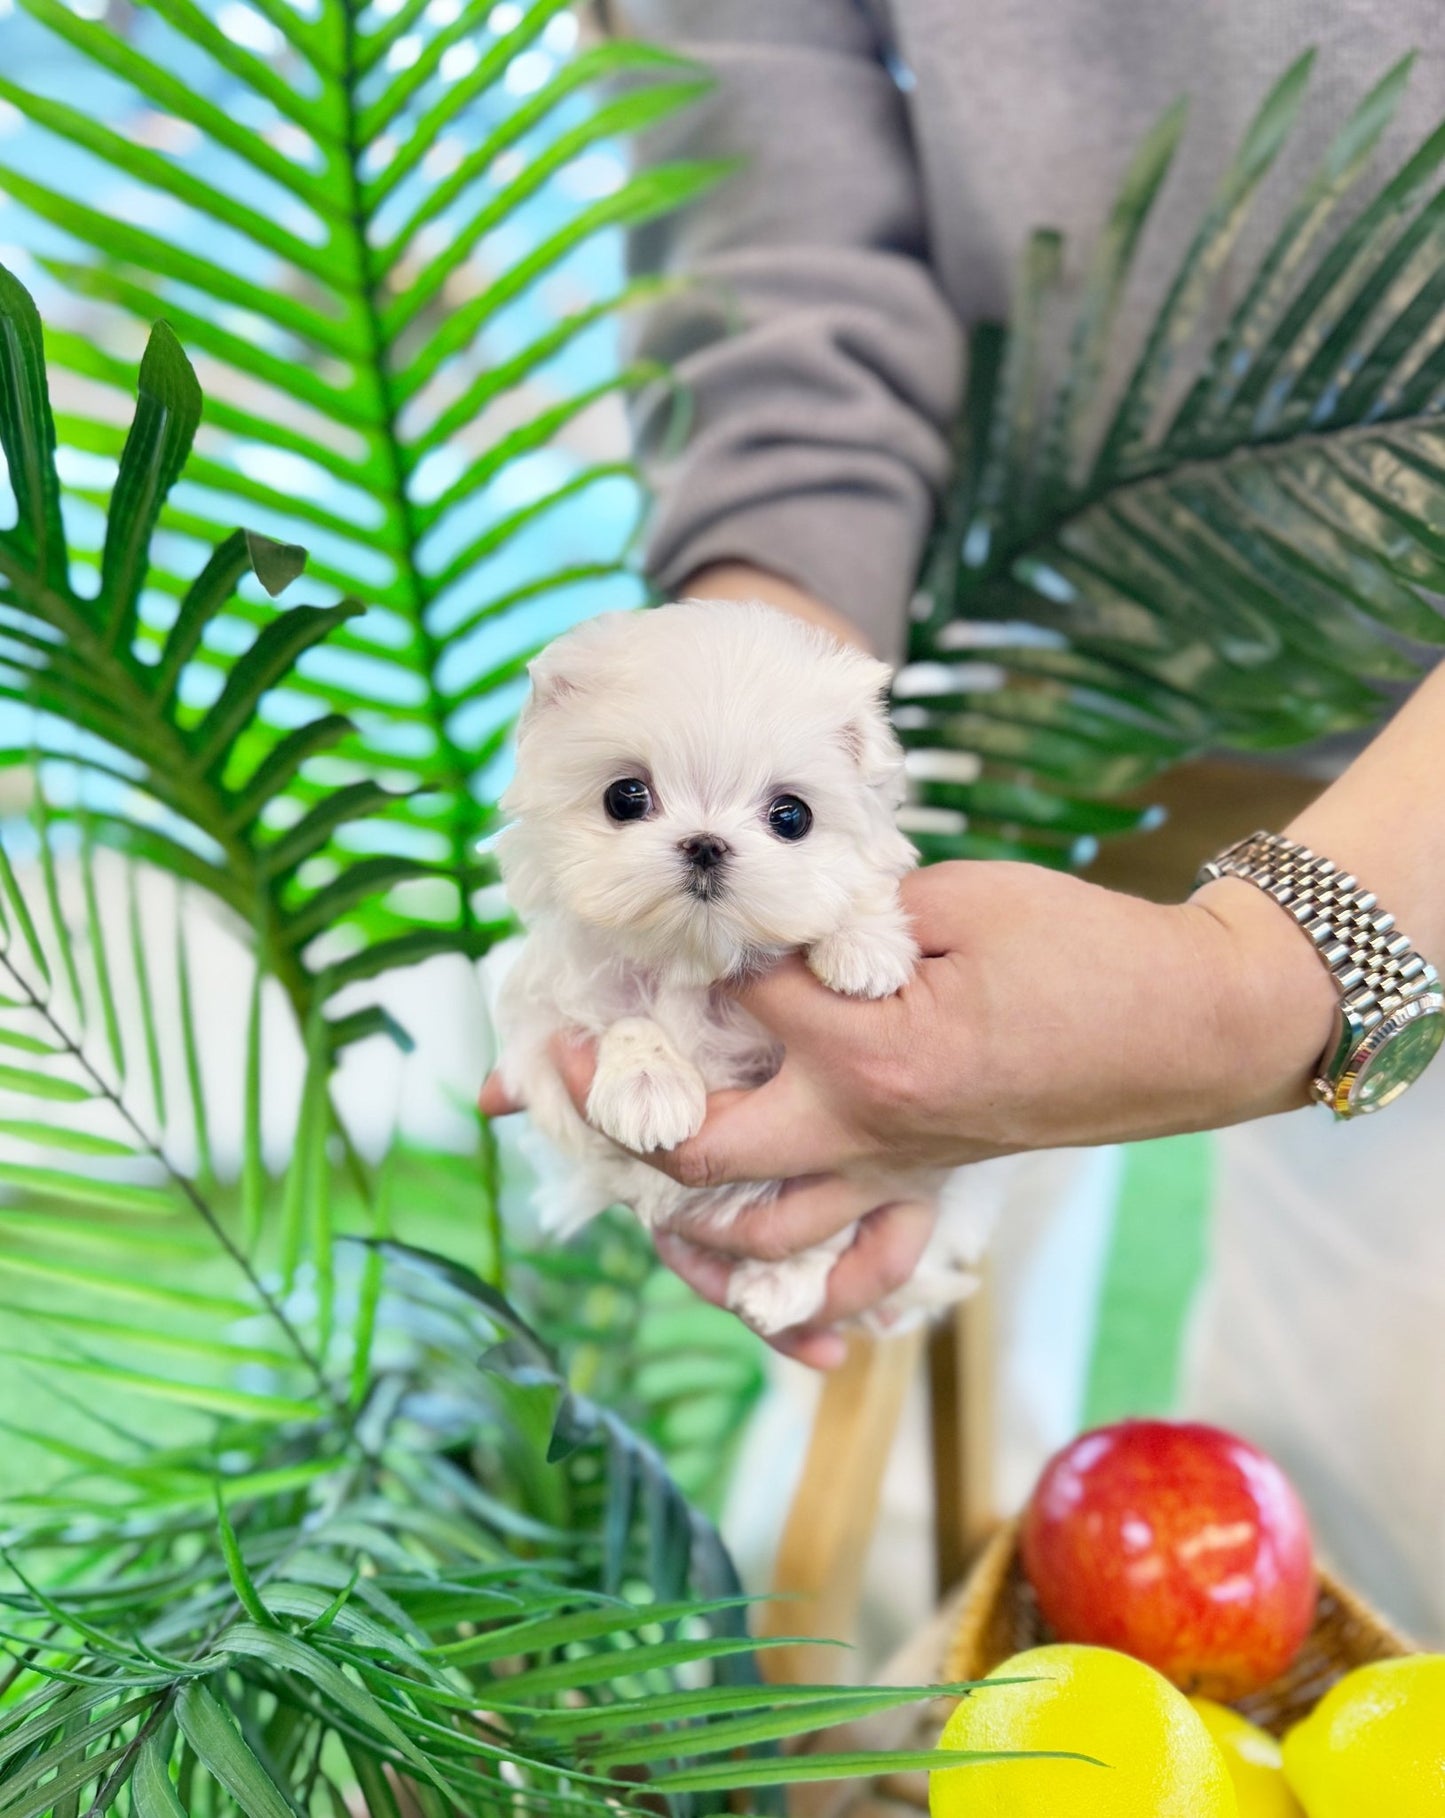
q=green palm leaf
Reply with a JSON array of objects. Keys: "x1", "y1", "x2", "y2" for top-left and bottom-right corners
[
  {"x1": 0, "y1": 264, "x2": 474, "y2": 1040},
  {"x1": 1, "y1": 0, "x2": 726, "y2": 956},
  {"x1": 908, "y1": 51, "x2": 1445, "y2": 865},
  {"x1": 0, "y1": 843, "x2": 993, "y2": 1816}
]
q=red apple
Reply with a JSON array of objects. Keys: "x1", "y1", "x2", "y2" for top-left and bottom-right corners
[{"x1": 1020, "y1": 1419, "x2": 1316, "y2": 1700}]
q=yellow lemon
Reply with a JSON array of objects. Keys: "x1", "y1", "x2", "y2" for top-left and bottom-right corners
[
  {"x1": 1191, "y1": 1698, "x2": 1304, "y2": 1817},
  {"x1": 1282, "y1": 1655, "x2": 1445, "y2": 1817},
  {"x1": 930, "y1": 1643, "x2": 1238, "y2": 1818}
]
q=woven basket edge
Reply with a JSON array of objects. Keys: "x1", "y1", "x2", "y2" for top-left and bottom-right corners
[{"x1": 940, "y1": 1522, "x2": 1414, "y2": 1714}]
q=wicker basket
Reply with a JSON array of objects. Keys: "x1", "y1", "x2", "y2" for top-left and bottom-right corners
[{"x1": 944, "y1": 1519, "x2": 1413, "y2": 1736}]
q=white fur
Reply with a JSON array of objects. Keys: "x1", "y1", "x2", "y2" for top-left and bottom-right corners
[{"x1": 492, "y1": 600, "x2": 987, "y2": 1335}]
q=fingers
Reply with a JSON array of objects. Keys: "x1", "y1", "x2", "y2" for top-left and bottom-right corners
[
  {"x1": 653, "y1": 1230, "x2": 733, "y2": 1308},
  {"x1": 800, "y1": 1199, "x2": 934, "y2": 1326},
  {"x1": 769, "y1": 1328, "x2": 850, "y2": 1370},
  {"x1": 897, "y1": 860, "x2": 978, "y2": 955},
  {"x1": 539, "y1": 1035, "x2": 849, "y2": 1183},
  {"x1": 655, "y1": 1198, "x2": 936, "y2": 1370},
  {"x1": 664, "y1": 1174, "x2": 877, "y2": 1261},
  {"x1": 548, "y1": 1033, "x2": 596, "y2": 1118},
  {"x1": 653, "y1": 1231, "x2": 848, "y2": 1372},
  {"x1": 731, "y1": 951, "x2": 884, "y2": 1040},
  {"x1": 652, "y1": 1067, "x2": 858, "y2": 1186},
  {"x1": 478, "y1": 1072, "x2": 524, "y2": 1117}
]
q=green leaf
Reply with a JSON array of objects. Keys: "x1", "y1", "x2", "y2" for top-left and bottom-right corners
[
  {"x1": 0, "y1": 1062, "x2": 90, "y2": 1103},
  {"x1": 77, "y1": 824, "x2": 125, "y2": 1083},
  {"x1": 0, "y1": 1354, "x2": 317, "y2": 1421},
  {"x1": 0, "y1": 1737, "x2": 133, "y2": 1818},
  {"x1": 100, "y1": 322, "x2": 202, "y2": 651},
  {"x1": 127, "y1": 865, "x2": 167, "y2": 1127},
  {"x1": 0, "y1": 1118, "x2": 134, "y2": 1157},
  {"x1": 1034, "y1": 97, "x2": 1188, "y2": 510},
  {"x1": 174, "y1": 1681, "x2": 295, "y2": 1818},
  {"x1": 132, "y1": 1733, "x2": 188, "y2": 1818},
  {"x1": 1168, "y1": 52, "x2": 1415, "y2": 444},
  {"x1": 240, "y1": 959, "x2": 264, "y2": 1252},
  {"x1": 912, "y1": 58, "x2": 1445, "y2": 861},
  {"x1": 174, "y1": 910, "x2": 213, "y2": 1182},
  {"x1": 1094, "y1": 49, "x2": 1317, "y2": 481},
  {"x1": 258, "y1": 782, "x2": 399, "y2": 882},
  {"x1": 0, "y1": 261, "x2": 66, "y2": 592},
  {"x1": 229, "y1": 716, "x2": 354, "y2": 831},
  {"x1": 647, "y1": 1747, "x2": 1103, "y2": 1792},
  {"x1": 244, "y1": 532, "x2": 309, "y2": 600},
  {"x1": 192, "y1": 604, "x2": 366, "y2": 779},
  {"x1": 0, "y1": 839, "x2": 51, "y2": 986},
  {"x1": 962, "y1": 229, "x2": 1062, "y2": 565},
  {"x1": 212, "y1": 1626, "x2": 450, "y2": 1794},
  {"x1": 579, "y1": 1683, "x2": 995, "y2": 1765},
  {"x1": 0, "y1": 1159, "x2": 170, "y2": 1215},
  {"x1": 215, "y1": 1492, "x2": 276, "y2": 1629},
  {"x1": 155, "y1": 531, "x2": 289, "y2": 704}
]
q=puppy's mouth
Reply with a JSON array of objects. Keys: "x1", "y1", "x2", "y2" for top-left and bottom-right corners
[{"x1": 683, "y1": 867, "x2": 727, "y2": 903}]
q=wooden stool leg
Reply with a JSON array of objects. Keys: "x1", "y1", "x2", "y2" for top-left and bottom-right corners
[
  {"x1": 927, "y1": 1269, "x2": 995, "y2": 1597},
  {"x1": 760, "y1": 1328, "x2": 925, "y2": 1683}
]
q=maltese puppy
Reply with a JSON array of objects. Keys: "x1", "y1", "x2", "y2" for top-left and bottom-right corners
[{"x1": 492, "y1": 600, "x2": 985, "y2": 1335}]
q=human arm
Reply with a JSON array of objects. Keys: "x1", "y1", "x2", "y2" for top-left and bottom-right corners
[
  {"x1": 612, "y1": 660, "x2": 1445, "y2": 1171},
  {"x1": 483, "y1": 661, "x2": 1445, "y2": 1362},
  {"x1": 609, "y1": 0, "x2": 963, "y2": 658}
]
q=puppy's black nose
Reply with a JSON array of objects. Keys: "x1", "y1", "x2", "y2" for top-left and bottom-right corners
[{"x1": 679, "y1": 833, "x2": 730, "y2": 871}]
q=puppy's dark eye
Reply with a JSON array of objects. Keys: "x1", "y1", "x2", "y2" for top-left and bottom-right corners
[
  {"x1": 767, "y1": 794, "x2": 812, "y2": 841},
  {"x1": 604, "y1": 778, "x2": 652, "y2": 822}
]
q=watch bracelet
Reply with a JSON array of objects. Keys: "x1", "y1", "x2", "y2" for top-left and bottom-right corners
[{"x1": 1197, "y1": 830, "x2": 1437, "y2": 1038}]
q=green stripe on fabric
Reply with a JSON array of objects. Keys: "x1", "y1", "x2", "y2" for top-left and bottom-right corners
[{"x1": 1083, "y1": 1132, "x2": 1213, "y2": 1425}]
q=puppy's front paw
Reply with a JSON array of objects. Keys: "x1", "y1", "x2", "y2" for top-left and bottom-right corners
[
  {"x1": 808, "y1": 922, "x2": 918, "y2": 999},
  {"x1": 587, "y1": 1059, "x2": 706, "y2": 1153}
]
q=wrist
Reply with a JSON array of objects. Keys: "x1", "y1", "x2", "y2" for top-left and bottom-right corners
[
  {"x1": 1184, "y1": 876, "x2": 1340, "y2": 1123},
  {"x1": 677, "y1": 561, "x2": 873, "y2": 653}
]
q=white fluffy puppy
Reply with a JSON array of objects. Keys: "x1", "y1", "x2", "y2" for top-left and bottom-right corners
[{"x1": 493, "y1": 599, "x2": 979, "y2": 1334}]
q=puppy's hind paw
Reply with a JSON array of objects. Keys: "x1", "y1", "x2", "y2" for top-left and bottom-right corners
[
  {"x1": 727, "y1": 1252, "x2": 834, "y2": 1336},
  {"x1": 587, "y1": 1061, "x2": 706, "y2": 1154},
  {"x1": 808, "y1": 922, "x2": 918, "y2": 999}
]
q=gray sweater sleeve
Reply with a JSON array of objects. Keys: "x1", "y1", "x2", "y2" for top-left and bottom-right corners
[{"x1": 610, "y1": 0, "x2": 964, "y2": 659}]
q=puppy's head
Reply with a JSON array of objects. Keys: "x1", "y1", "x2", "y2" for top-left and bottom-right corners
[{"x1": 498, "y1": 600, "x2": 915, "y2": 983}]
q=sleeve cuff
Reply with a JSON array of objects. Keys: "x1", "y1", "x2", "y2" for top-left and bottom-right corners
[{"x1": 644, "y1": 462, "x2": 935, "y2": 665}]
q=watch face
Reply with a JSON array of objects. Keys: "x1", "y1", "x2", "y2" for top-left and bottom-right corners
[{"x1": 1349, "y1": 1006, "x2": 1445, "y2": 1114}]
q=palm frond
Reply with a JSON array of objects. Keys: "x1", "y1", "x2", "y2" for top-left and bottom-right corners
[
  {"x1": 0, "y1": 261, "x2": 496, "y2": 1042},
  {"x1": 0, "y1": 1220, "x2": 998, "y2": 1818},
  {"x1": 907, "y1": 51, "x2": 1445, "y2": 864},
  {"x1": 1, "y1": 0, "x2": 725, "y2": 955},
  {"x1": 0, "y1": 841, "x2": 1002, "y2": 1816},
  {"x1": 508, "y1": 1209, "x2": 768, "y2": 1519}
]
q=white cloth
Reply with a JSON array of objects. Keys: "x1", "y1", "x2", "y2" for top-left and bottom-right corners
[{"x1": 1183, "y1": 1065, "x2": 1445, "y2": 1646}]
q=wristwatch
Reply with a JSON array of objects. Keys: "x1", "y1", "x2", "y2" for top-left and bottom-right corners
[{"x1": 1197, "y1": 830, "x2": 1445, "y2": 1119}]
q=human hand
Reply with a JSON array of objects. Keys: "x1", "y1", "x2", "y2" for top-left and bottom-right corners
[
  {"x1": 480, "y1": 857, "x2": 1335, "y2": 1362},
  {"x1": 478, "y1": 1051, "x2": 932, "y2": 1370},
  {"x1": 602, "y1": 859, "x2": 1335, "y2": 1189}
]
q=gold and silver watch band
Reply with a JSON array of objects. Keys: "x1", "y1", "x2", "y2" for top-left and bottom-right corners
[{"x1": 1197, "y1": 830, "x2": 1442, "y2": 1114}]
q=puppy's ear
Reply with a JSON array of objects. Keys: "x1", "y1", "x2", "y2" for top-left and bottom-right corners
[
  {"x1": 517, "y1": 610, "x2": 633, "y2": 734},
  {"x1": 522, "y1": 644, "x2": 582, "y2": 715},
  {"x1": 838, "y1": 655, "x2": 903, "y2": 788}
]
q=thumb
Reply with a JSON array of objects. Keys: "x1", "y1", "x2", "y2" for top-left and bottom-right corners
[
  {"x1": 653, "y1": 1063, "x2": 859, "y2": 1188},
  {"x1": 731, "y1": 951, "x2": 881, "y2": 1043},
  {"x1": 478, "y1": 1071, "x2": 524, "y2": 1117}
]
